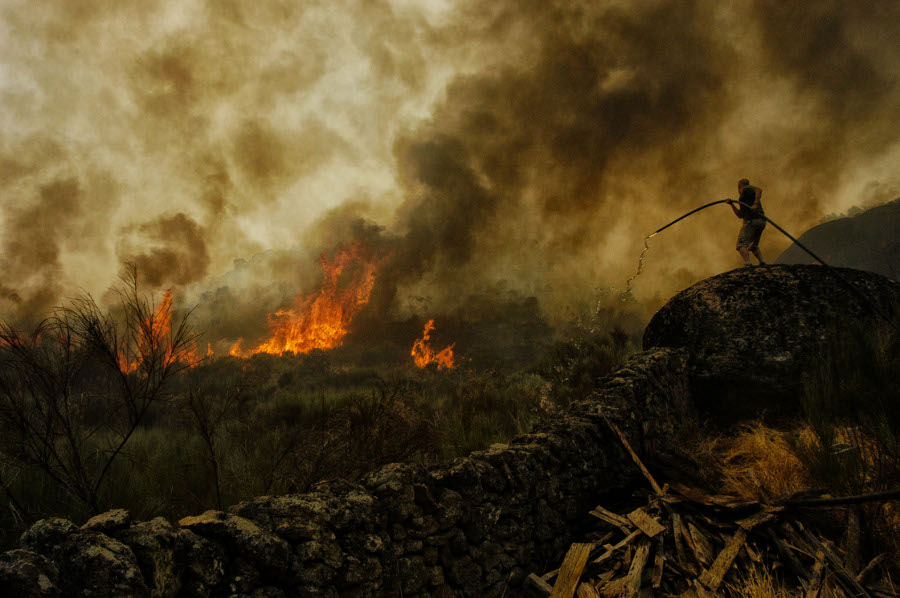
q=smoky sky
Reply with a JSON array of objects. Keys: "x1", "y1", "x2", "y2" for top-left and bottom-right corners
[{"x1": 1, "y1": 0, "x2": 898, "y2": 331}]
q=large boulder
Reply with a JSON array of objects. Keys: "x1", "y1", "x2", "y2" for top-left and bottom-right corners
[{"x1": 643, "y1": 264, "x2": 900, "y2": 421}]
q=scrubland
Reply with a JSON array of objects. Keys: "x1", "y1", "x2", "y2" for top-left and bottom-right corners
[
  {"x1": 0, "y1": 279, "x2": 634, "y2": 549},
  {"x1": 1, "y1": 278, "x2": 896, "y2": 595}
]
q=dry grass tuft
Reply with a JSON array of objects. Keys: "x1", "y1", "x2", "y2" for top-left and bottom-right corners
[
  {"x1": 727, "y1": 566, "x2": 799, "y2": 598},
  {"x1": 678, "y1": 421, "x2": 811, "y2": 503},
  {"x1": 717, "y1": 423, "x2": 812, "y2": 503}
]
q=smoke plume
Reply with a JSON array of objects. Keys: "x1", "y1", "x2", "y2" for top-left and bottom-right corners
[{"x1": 1, "y1": 0, "x2": 898, "y2": 338}]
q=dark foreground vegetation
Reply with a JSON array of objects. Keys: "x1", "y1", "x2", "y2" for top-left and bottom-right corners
[
  {"x1": 0, "y1": 274, "x2": 635, "y2": 550},
  {"x1": 524, "y1": 327, "x2": 900, "y2": 598},
  {"x1": 672, "y1": 328, "x2": 900, "y2": 593}
]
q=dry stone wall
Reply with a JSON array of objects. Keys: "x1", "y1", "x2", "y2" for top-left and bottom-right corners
[{"x1": 0, "y1": 347, "x2": 693, "y2": 598}]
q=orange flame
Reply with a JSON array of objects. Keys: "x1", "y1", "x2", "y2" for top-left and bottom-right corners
[
  {"x1": 118, "y1": 290, "x2": 203, "y2": 373},
  {"x1": 230, "y1": 243, "x2": 378, "y2": 357},
  {"x1": 411, "y1": 319, "x2": 455, "y2": 370}
]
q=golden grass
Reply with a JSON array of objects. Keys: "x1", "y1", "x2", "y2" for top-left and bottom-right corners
[
  {"x1": 716, "y1": 423, "x2": 812, "y2": 503},
  {"x1": 678, "y1": 420, "x2": 900, "y2": 580},
  {"x1": 679, "y1": 422, "x2": 811, "y2": 503},
  {"x1": 726, "y1": 566, "x2": 799, "y2": 598}
]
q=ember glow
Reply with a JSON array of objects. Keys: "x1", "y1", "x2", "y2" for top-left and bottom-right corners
[
  {"x1": 229, "y1": 244, "x2": 378, "y2": 357},
  {"x1": 411, "y1": 319, "x2": 455, "y2": 370}
]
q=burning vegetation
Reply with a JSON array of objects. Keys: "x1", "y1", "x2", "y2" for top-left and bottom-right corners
[
  {"x1": 228, "y1": 243, "x2": 379, "y2": 358},
  {"x1": 411, "y1": 319, "x2": 456, "y2": 370},
  {"x1": 117, "y1": 289, "x2": 207, "y2": 374}
]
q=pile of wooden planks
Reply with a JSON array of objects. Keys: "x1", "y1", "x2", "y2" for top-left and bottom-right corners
[{"x1": 523, "y1": 483, "x2": 895, "y2": 598}]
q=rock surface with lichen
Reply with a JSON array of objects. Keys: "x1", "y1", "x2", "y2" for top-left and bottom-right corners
[{"x1": 643, "y1": 264, "x2": 900, "y2": 421}]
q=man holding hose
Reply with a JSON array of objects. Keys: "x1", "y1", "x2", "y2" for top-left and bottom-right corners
[{"x1": 728, "y1": 178, "x2": 767, "y2": 266}]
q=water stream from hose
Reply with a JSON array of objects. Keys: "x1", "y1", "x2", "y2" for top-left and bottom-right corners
[
  {"x1": 620, "y1": 232, "x2": 658, "y2": 301},
  {"x1": 612, "y1": 200, "x2": 895, "y2": 327}
]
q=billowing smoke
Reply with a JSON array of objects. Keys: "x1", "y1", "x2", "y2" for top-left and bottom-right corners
[
  {"x1": 1, "y1": 0, "x2": 898, "y2": 343},
  {"x1": 117, "y1": 212, "x2": 210, "y2": 287}
]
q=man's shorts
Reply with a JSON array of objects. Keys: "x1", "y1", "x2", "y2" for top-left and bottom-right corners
[{"x1": 737, "y1": 218, "x2": 766, "y2": 251}]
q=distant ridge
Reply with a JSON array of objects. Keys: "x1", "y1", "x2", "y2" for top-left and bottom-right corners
[{"x1": 777, "y1": 198, "x2": 900, "y2": 280}]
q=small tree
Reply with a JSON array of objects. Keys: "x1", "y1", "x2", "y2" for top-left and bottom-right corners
[{"x1": 0, "y1": 265, "x2": 198, "y2": 516}]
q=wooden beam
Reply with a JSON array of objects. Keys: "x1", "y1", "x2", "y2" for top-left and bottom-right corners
[
  {"x1": 576, "y1": 582, "x2": 602, "y2": 598},
  {"x1": 590, "y1": 504, "x2": 635, "y2": 533},
  {"x1": 551, "y1": 543, "x2": 595, "y2": 598},
  {"x1": 651, "y1": 540, "x2": 666, "y2": 589},
  {"x1": 805, "y1": 549, "x2": 825, "y2": 598},
  {"x1": 627, "y1": 507, "x2": 666, "y2": 538},
  {"x1": 593, "y1": 530, "x2": 642, "y2": 564},
  {"x1": 856, "y1": 554, "x2": 885, "y2": 584},
  {"x1": 800, "y1": 525, "x2": 873, "y2": 598},
  {"x1": 525, "y1": 573, "x2": 553, "y2": 598},
  {"x1": 736, "y1": 509, "x2": 779, "y2": 531},
  {"x1": 623, "y1": 539, "x2": 652, "y2": 598},
  {"x1": 699, "y1": 528, "x2": 747, "y2": 592},
  {"x1": 598, "y1": 408, "x2": 663, "y2": 495},
  {"x1": 686, "y1": 522, "x2": 714, "y2": 566}
]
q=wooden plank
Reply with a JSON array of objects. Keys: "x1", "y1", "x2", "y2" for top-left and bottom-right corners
[
  {"x1": 856, "y1": 554, "x2": 885, "y2": 584},
  {"x1": 593, "y1": 530, "x2": 641, "y2": 564},
  {"x1": 594, "y1": 569, "x2": 616, "y2": 588},
  {"x1": 590, "y1": 504, "x2": 634, "y2": 532},
  {"x1": 709, "y1": 495, "x2": 758, "y2": 509},
  {"x1": 669, "y1": 482, "x2": 714, "y2": 505},
  {"x1": 679, "y1": 580, "x2": 712, "y2": 598},
  {"x1": 671, "y1": 513, "x2": 689, "y2": 567},
  {"x1": 623, "y1": 539, "x2": 652, "y2": 598},
  {"x1": 598, "y1": 408, "x2": 663, "y2": 495},
  {"x1": 651, "y1": 543, "x2": 666, "y2": 589},
  {"x1": 846, "y1": 507, "x2": 862, "y2": 574},
  {"x1": 576, "y1": 582, "x2": 602, "y2": 598},
  {"x1": 698, "y1": 528, "x2": 747, "y2": 592},
  {"x1": 736, "y1": 509, "x2": 778, "y2": 530},
  {"x1": 766, "y1": 528, "x2": 809, "y2": 589},
  {"x1": 600, "y1": 577, "x2": 627, "y2": 598},
  {"x1": 524, "y1": 573, "x2": 552, "y2": 597},
  {"x1": 800, "y1": 525, "x2": 873, "y2": 598},
  {"x1": 627, "y1": 507, "x2": 666, "y2": 538},
  {"x1": 551, "y1": 543, "x2": 595, "y2": 598},
  {"x1": 805, "y1": 549, "x2": 826, "y2": 598},
  {"x1": 687, "y1": 522, "x2": 715, "y2": 566},
  {"x1": 692, "y1": 580, "x2": 714, "y2": 598}
]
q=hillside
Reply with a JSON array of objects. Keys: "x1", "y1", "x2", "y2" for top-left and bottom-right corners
[{"x1": 776, "y1": 199, "x2": 900, "y2": 279}]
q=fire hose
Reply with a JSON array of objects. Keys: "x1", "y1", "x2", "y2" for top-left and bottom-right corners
[{"x1": 633, "y1": 199, "x2": 897, "y2": 329}]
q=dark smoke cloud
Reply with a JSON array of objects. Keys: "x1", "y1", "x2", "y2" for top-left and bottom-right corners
[
  {"x1": 0, "y1": 175, "x2": 112, "y2": 324},
  {"x1": 379, "y1": 0, "x2": 738, "y2": 316},
  {"x1": 2, "y1": 0, "x2": 899, "y2": 339},
  {"x1": 117, "y1": 213, "x2": 210, "y2": 287},
  {"x1": 367, "y1": 0, "x2": 900, "y2": 320}
]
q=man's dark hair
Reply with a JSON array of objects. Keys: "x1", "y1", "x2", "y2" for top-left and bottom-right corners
[{"x1": 738, "y1": 178, "x2": 750, "y2": 187}]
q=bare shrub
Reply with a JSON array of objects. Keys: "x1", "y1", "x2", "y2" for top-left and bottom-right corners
[{"x1": 0, "y1": 265, "x2": 197, "y2": 516}]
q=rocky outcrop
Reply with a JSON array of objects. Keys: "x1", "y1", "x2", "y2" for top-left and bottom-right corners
[
  {"x1": 1, "y1": 348, "x2": 693, "y2": 597},
  {"x1": 643, "y1": 264, "x2": 900, "y2": 421}
]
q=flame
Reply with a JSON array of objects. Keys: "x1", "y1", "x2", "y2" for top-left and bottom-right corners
[
  {"x1": 118, "y1": 290, "x2": 203, "y2": 373},
  {"x1": 411, "y1": 319, "x2": 455, "y2": 370},
  {"x1": 230, "y1": 243, "x2": 378, "y2": 357}
]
